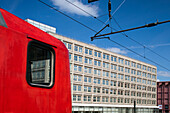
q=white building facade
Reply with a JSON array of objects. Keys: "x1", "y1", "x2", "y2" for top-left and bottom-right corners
[
  {"x1": 26, "y1": 19, "x2": 159, "y2": 113},
  {"x1": 49, "y1": 33, "x2": 158, "y2": 113}
]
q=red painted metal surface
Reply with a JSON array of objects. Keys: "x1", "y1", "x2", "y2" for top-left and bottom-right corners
[{"x1": 0, "y1": 8, "x2": 72, "y2": 113}]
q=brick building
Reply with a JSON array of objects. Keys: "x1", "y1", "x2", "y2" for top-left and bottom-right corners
[{"x1": 157, "y1": 81, "x2": 170, "y2": 113}]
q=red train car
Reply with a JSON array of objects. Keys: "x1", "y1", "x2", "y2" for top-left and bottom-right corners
[{"x1": 0, "y1": 8, "x2": 72, "y2": 113}]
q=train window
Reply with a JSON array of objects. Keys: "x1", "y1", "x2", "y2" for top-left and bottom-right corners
[{"x1": 27, "y1": 41, "x2": 55, "y2": 88}]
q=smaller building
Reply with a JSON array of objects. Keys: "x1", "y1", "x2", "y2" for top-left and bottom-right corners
[
  {"x1": 25, "y1": 19, "x2": 56, "y2": 33},
  {"x1": 157, "y1": 81, "x2": 170, "y2": 113}
]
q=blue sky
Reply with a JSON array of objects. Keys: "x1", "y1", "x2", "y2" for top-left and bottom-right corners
[{"x1": 1, "y1": 0, "x2": 170, "y2": 81}]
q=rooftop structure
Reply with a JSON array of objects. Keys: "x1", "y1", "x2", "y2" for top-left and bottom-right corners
[{"x1": 25, "y1": 19, "x2": 56, "y2": 33}]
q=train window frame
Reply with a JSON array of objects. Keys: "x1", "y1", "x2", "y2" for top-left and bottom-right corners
[{"x1": 26, "y1": 41, "x2": 55, "y2": 88}]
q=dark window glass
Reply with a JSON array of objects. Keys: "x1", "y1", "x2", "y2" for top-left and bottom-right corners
[
  {"x1": 27, "y1": 41, "x2": 54, "y2": 88},
  {"x1": 165, "y1": 105, "x2": 169, "y2": 109}
]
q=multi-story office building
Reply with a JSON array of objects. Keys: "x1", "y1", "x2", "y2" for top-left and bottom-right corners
[
  {"x1": 26, "y1": 19, "x2": 159, "y2": 113},
  {"x1": 157, "y1": 81, "x2": 170, "y2": 113},
  {"x1": 49, "y1": 33, "x2": 158, "y2": 113}
]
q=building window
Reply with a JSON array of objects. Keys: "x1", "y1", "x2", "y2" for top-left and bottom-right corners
[
  {"x1": 84, "y1": 57, "x2": 92, "y2": 65},
  {"x1": 94, "y1": 69, "x2": 101, "y2": 76},
  {"x1": 137, "y1": 64, "x2": 141, "y2": 69},
  {"x1": 125, "y1": 91, "x2": 130, "y2": 96},
  {"x1": 148, "y1": 67, "x2": 151, "y2": 72},
  {"x1": 74, "y1": 45, "x2": 82, "y2": 53},
  {"x1": 142, "y1": 93, "x2": 146, "y2": 97},
  {"x1": 103, "y1": 62, "x2": 109, "y2": 69},
  {"x1": 131, "y1": 62, "x2": 136, "y2": 67},
  {"x1": 94, "y1": 51, "x2": 101, "y2": 58},
  {"x1": 118, "y1": 66, "x2": 124, "y2": 72},
  {"x1": 147, "y1": 80, "x2": 151, "y2": 85},
  {"x1": 125, "y1": 83, "x2": 130, "y2": 88},
  {"x1": 111, "y1": 64, "x2": 117, "y2": 70},
  {"x1": 147, "y1": 87, "x2": 151, "y2": 91},
  {"x1": 131, "y1": 84, "x2": 136, "y2": 89},
  {"x1": 125, "y1": 68, "x2": 130, "y2": 73},
  {"x1": 111, "y1": 73, "x2": 117, "y2": 78},
  {"x1": 118, "y1": 82, "x2": 124, "y2": 87},
  {"x1": 131, "y1": 77, "x2": 136, "y2": 82},
  {"x1": 118, "y1": 74, "x2": 124, "y2": 80},
  {"x1": 142, "y1": 79, "x2": 146, "y2": 84},
  {"x1": 137, "y1": 78, "x2": 141, "y2": 83},
  {"x1": 73, "y1": 75, "x2": 82, "y2": 82},
  {"x1": 103, "y1": 71, "x2": 109, "y2": 77},
  {"x1": 137, "y1": 71, "x2": 141, "y2": 76},
  {"x1": 118, "y1": 58, "x2": 124, "y2": 64},
  {"x1": 77, "y1": 95, "x2": 81, "y2": 101},
  {"x1": 94, "y1": 60, "x2": 101, "y2": 67},
  {"x1": 147, "y1": 73, "x2": 151, "y2": 78},
  {"x1": 142, "y1": 86, "x2": 146, "y2": 90},
  {"x1": 131, "y1": 91, "x2": 136, "y2": 96},
  {"x1": 152, "y1": 81, "x2": 156, "y2": 86},
  {"x1": 27, "y1": 41, "x2": 54, "y2": 88},
  {"x1": 142, "y1": 72, "x2": 146, "y2": 77},
  {"x1": 74, "y1": 55, "x2": 82, "y2": 63},
  {"x1": 84, "y1": 76, "x2": 91, "y2": 83},
  {"x1": 103, "y1": 53, "x2": 109, "y2": 60},
  {"x1": 152, "y1": 88, "x2": 156, "y2": 92},
  {"x1": 137, "y1": 85, "x2": 141, "y2": 90},
  {"x1": 74, "y1": 65, "x2": 82, "y2": 72},
  {"x1": 152, "y1": 75, "x2": 156, "y2": 79},
  {"x1": 78, "y1": 85, "x2": 81, "y2": 91},
  {"x1": 165, "y1": 105, "x2": 169, "y2": 109},
  {"x1": 111, "y1": 56, "x2": 117, "y2": 62},
  {"x1": 85, "y1": 48, "x2": 92, "y2": 55},
  {"x1": 73, "y1": 85, "x2": 77, "y2": 91},
  {"x1": 64, "y1": 42, "x2": 72, "y2": 50},
  {"x1": 102, "y1": 79, "x2": 109, "y2": 85},
  {"x1": 118, "y1": 90, "x2": 123, "y2": 95},
  {"x1": 131, "y1": 69, "x2": 136, "y2": 75},
  {"x1": 73, "y1": 95, "x2": 76, "y2": 101},
  {"x1": 69, "y1": 53, "x2": 72, "y2": 60},
  {"x1": 143, "y1": 65, "x2": 147, "y2": 70},
  {"x1": 125, "y1": 75, "x2": 130, "y2": 81},
  {"x1": 152, "y1": 68, "x2": 156, "y2": 73},
  {"x1": 152, "y1": 94, "x2": 156, "y2": 98},
  {"x1": 84, "y1": 67, "x2": 92, "y2": 74},
  {"x1": 125, "y1": 60, "x2": 130, "y2": 66}
]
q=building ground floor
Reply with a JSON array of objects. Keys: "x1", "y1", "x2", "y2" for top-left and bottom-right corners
[
  {"x1": 158, "y1": 110, "x2": 170, "y2": 113},
  {"x1": 72, "y1": 103, "x2": 159, "y2": 113}
]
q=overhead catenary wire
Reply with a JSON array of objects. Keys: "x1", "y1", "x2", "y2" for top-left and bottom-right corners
[
  {"x1": 64, "y1": 0, "x2": 119, "y2": 33},
  {"x1": 38, "y1": 0, "x2": 97, "y2": 33},
  {"x1": 104, "y1": 0, "x2": 126, "y2": 26},
  {"x1": 92, "y1": 20, "x2": 170, "y2": 38},
  {"x1": 108, "y1": 38, "x2": 170, "y2": 71},
  {"x1": 65, "y1": 0, "x2": 114, "y2": 28},
  {"x1": 38, "y1": 0, "x2": 170, "y2": 71},
  {"x1": 112, "y1": 17, "x2": 170, "y2": 63},
  {"x1": 65, "y1": 0, "x2": 169, "y2": 63}
]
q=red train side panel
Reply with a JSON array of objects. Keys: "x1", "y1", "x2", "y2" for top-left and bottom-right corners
[{"x1": 0, "y1": 8, "x2": 72, "y2": 113}]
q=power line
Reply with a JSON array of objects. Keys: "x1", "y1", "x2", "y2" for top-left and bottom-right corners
[
  {"x1": 104, "y1": 0, "x2": 126, "y2": 26},
  {"x1": 65, "y1": 0, "x2": 112, "y2": 28},
  {"x1": 112, "y1": 17, "x2": 170, "y2": 63},
  {"x1": 92, "y1": 20, "x2": 170, "y2": 38},
  {"x1": 108, "y1": 38, "x2": 170, "y2": 71},
  {"x1": 65, "y1": 0, "x2": 170, "y2": 64},
  {"x1": 38, "y1": 0, "x2": 97, "y2": 33},
  {"x1": 38, "y1": 0, "x2": 170, "y2": 71}
]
